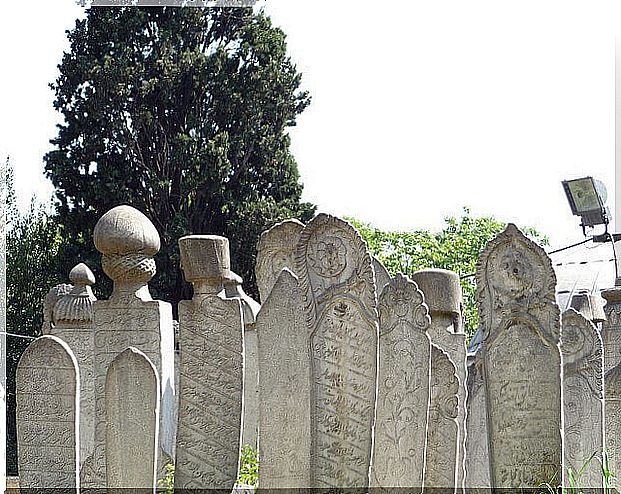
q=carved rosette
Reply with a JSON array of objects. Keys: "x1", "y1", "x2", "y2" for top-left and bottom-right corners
[
  {"x1": 255, "y1": 219, "x2": 305, "y2": 303},
  {"x1": 561, "y1": 308, "x2": 603, "y2": 398},
  {"x1": 476, "y1": 223, "x2": 559, "y2": 344},
  {"x1": 378, "y1": 273, "x2": 430, "y2": 335},
  {"x1": 54, "y1": 263, "x2": 97, "y2": 325}
]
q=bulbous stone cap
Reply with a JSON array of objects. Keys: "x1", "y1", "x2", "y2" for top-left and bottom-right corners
[
  {"x1": 179, "y1": 235, "x2": 231, "y2": 285},
  {"x1": 93, "y1": 205, "x2": 160, "y2": 256},
  {"x1": 69, "y1": 262, "x2": 96, "y2": 286},
  {"x1": 570, "y1": 292, "x2": 606, "y2": 324},
  {"x1": 410, "y1": 268, "x2": 463, "y2": 315}
]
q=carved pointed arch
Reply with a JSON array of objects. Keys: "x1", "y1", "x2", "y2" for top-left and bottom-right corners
[{"x1": 378, "y1": 273, "x2": 431, "y2": 337}]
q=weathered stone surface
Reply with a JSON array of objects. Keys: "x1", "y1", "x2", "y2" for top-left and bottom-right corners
[
  {"x1": 295, "y1": 213, "x2": 378, "y2": 488},
  {"x1": 476, "y1": 224, "x2": 562, "y2": 488},
  {"x1": 411, "y1": 268, "x2": 467, "y2": 491},
  {"x1": 16, "y1": 336, "x2": 79, "y2": 490},
  {"x1": 105, "y1": 347, "x2": 160, "y2": 490},
  {"x1": 41, "y1": 283, "x2": 73, "y2": 334},
  {"x1": 561, "y1": 308, "x2": 605, "y2": 488},
  {"x1": 372, "y1": 255, "x2": 391, "y2": 298},
  {"x1": 175, "y1": 235, "x2": 244, "y2": 491},
  {"x1": 569, "y1": 292, "x2": 606, "y2": 324},
  {"x1": 256, "y1": 268, "x2": 311, "y2": 489},
  {"x1": 464, "y1": 354, "x2": 491, "y2": 490},
  {"x1": 602, "y1": 287, "x2": 621, "y2": 373},
  {"x1": 425, "y1": 345, "x2": 459, "y2": 492},
  {"x1": 50, "y1": 263, "x2": 97, "y2": 469},
  {"x1": 605, "y1": 362, "x2": 621, "y2": 493},
  {"x1": 255, "y1": 218, "x2": 304, "y2": 303},
  {"x1": 371, "y1": 273, "x2": 431, "y2": 490},
  {"x1": 82, "y1": 205, "x2": 175, "y2": 488}
]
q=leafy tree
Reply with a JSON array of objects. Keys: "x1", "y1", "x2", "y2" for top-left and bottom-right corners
[
  {"x1": 44, "y1": 7, "x2": 315, "y2": 308},
  {"x1": 4, "y1": 160, "x2": 67, "y2": 474},
  {"x1": 350, "y1": 208, "x2": 548, "y2": 339}
]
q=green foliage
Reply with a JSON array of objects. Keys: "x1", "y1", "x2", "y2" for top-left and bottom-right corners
[
  {"x1": 4, "y1": 159, "x2": 67, "y2": 474},
  {"x1": 157, "y1": 463, "x2": 175, "y2": 494},
  {"x1": 350, "y1": 208, "x2": 548, "y2": 340},
  {"x1": 238, "y1": 444, "x2": 259, "y2": 486},
  {"x1": 44, "y1": 7, "x2": 315, "y2": 308}
]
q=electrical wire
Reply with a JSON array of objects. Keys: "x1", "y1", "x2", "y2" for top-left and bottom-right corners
[
  {"x1": 546, "y1": 238, "x2": 592, "y2": 255},
  {"x1": 0, "y1": 332, "x2": 36, "y2": 340}
]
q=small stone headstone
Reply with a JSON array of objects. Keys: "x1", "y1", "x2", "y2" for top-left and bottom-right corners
[
  {"x1": 175, "y1": 235, "x2": 244, "y2": 490},
  {"x1": 476, "y1": 224, "x2": 562, "y2": 489},
  {"x1": 371, "y1": 273, "x2": 431, "y2": 491},
  {"x1": 256, "y1": 268, "x2": 311, "y2": 488},
  {"x1": 295, "y1": 213, "x2": 378, "y2": 488},
  {"x1": 425, "y1": 345, "x2": 460, "y2": 492},
  {"x1": 16, "y1": 335, "x2": 80, "y2": 490},
  {"x1": 605, "y1": 362, "x2": 621, "y2": 492},
  {"x1": 255, "y1": 218, "x2": 304, "y2": 302},
  {"x1": 561, "y1": 308, "x2": 605, "y2": 488},
  {"x1": 105, "y1": 347, "x2": 160, "y2": 491},
  {"x1": 602, "y1": 287, "x2": 621, "y2": 373}
]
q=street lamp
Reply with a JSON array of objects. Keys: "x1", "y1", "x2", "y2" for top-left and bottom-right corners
[{"x1": 562, "y1": 177, "x2": 611, "y2": 236}]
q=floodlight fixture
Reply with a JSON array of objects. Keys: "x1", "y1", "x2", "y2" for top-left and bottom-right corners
[{"x1": 562, "y1": 176, "x2": 610, "y2": 233}]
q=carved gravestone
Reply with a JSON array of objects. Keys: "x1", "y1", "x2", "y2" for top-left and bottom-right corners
[
  {"x1": 561, "y1": 309, "x2": 605, "y2": 488},
  {"x1": 175, "y1": 235, "x2": 244, "y2": 490},
  {"x1": 256, "y1": 268, "x2": 311, "y2": 489},
  {"x1": 255, "y1": 218, "x2": 305, "y2": 302},
  {"x1": 223, "y1": 271, "x2": 261, "y2": 449},
  {"x1": 105, "y1": 347, "x2": 160, "y2": 491},
  {"x1": 425, "y1": 345, "x2": 460, "y2": 492},
  {"x1": 41, "y1": 283, "x2": 73, "y2": 335},
  {"x1": 411, "y1": 268, "x2": 467, "y2": 492},
  {"x1": 476, "y1": 224, "x2": 562, "y2": 489},
  {"x1": 295, "y1": 213, "x2": 379, "y2": 488},
  {"x1": 49, "y1": 263, "x2": 97, "y2": 469},
  {"x1": 602, "y1": 287, "x2": 621, "y2": 373},
  {"x1": 605, "y1": 362, "x2": 621, "y2": 493},
  {"x1": 371, "y1": 273, "x2": 431, "y2": 490},
  {"x1": 82, "y1": 205, "x2": 175, "y2": 488},
  {"x1": 16, "y1": 336, "x2": 80, "y2": 490},
  {"x1": 464, "y1": 354, "x2": 491, "y2": 490},
  {"x1": 372, "y1": 255, "x2": 391, "y2": 297}
]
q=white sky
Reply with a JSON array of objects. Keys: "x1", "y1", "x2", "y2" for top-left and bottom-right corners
[{"x1": 1, "y1": 0, "x2": 620, "y2": 249}]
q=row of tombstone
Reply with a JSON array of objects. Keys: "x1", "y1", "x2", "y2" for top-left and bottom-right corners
[{"x1": 14, "y1": 205, "x2": 621, "y2": 492}]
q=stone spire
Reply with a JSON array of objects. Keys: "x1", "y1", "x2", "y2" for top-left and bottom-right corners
[{"x1": 93, "y1": 205, "x2": 160, "y2": 300}]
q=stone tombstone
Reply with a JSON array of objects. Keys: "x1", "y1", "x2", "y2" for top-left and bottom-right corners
[
  {"x1": 82, "y1": 205, "x2": 175, "y2": 488},
  {"x1": 425, "y1": 345, "x2": 460, "y2": 492},
  {"x1": 476, "y1": 224, "x2": 562, "y2": 489},
  {"x1": 464, "y1": 354, "x2": 491, "y2": 490},
  {"x1": 16, "y1": 335, "x2": 80, "y2": 490},
  {"x1": 41, "y1": 282, "x2": 73, "y2": 334},
  {"x1": 372, "y1": 255, "x2": 391, "y2": 298},
  {"x1": 175, "y1": 235, "x2": 244, "y2": 491},
  {"x1": 294, "y1": 213, "x2": 379, "y2": 488},
  {"x1": 256, "y1": 268, "x2": 311, "y2": 489},
  {"x1": 50, "y1": 263, "x2": 97, "y2": 469},
  {"x1": 605, "y1": 362, "x2": 621, "y2": 493},
  {"x1": 105, "y1": 347, "x2": 160, "y2": 491},
  {"x1": 370, "y1": 273, "x2": 431, "y2": 490},
  {"x1": 602, "y1": 286, "x2": 621, "y2": 373},
  {"x1": 561, "y1": 308, "x2": 605, "y2": 488},
  {"x1": 411, "y1": 268, "x2": 467, "y2": 491},
  {"x1": 255, "y1": 218, "x2": 304, "y2": 302},
  {"x1": 223, "y1": 271, "x2": 261, "y2": 449},
  {"x1": 569, "y1": 292, "x2": 606, "y2": 325}
]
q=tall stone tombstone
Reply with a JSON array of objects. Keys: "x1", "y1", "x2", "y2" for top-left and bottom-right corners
[
  {"x1": 464, "y1": 353, "x2": 491, "y2": 490},
  {"x1": 561, "y1": 308, "x2": 605, "y2": 488},
  {"x1": 372, "y1": 255, "x2": 391, "y2": 298},
  {"x1": 49, "y1": 263, "x2": 97, "y2": 469},
  {"x1": 105, "y1": 347, "x2": 160, "y2": 491},
  {"x1": 605, "y1": 362, "x2": 621, "y2": 493},
  {"x1": 294, "y1": 213, "x2": 379, "y2": 488},
  {"x1": 425, "y1": 345, "x2": 460, "y2": 492},
  {"x1": 602, "y1": 286, "x2": 621, "y2": 373},
  {"x1": 223, "y1": 271, "x2": 261, "y2": 449},
  {"x1": 476, "y1": 224, "x2": 563, "y2": 489},
  {"x1": 255, "y1": 218, "x2": 305, "y2": 303},
  {"x1": 370, "y1": 273, "x2": 431, "y2": 491},
  {"x1": 411, "y1": 268, "x2": 467, "y2": 492},
  {"x1": 16, "y1": 335, "x2": 80, "y2": 490},
  {"x1": 175, "y1": 235, "x2": 244, "y2": 490},
  {"x1": 256, "y1": 268, "x2": 312, "y2": 489},
  {"x1": 81, "y1": 205, "x2": 175, "y2": 488}
]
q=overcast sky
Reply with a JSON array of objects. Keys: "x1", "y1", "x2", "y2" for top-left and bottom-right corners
[{"x1": 2, "y1": 0, "x2": 620, "y2": 249}]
